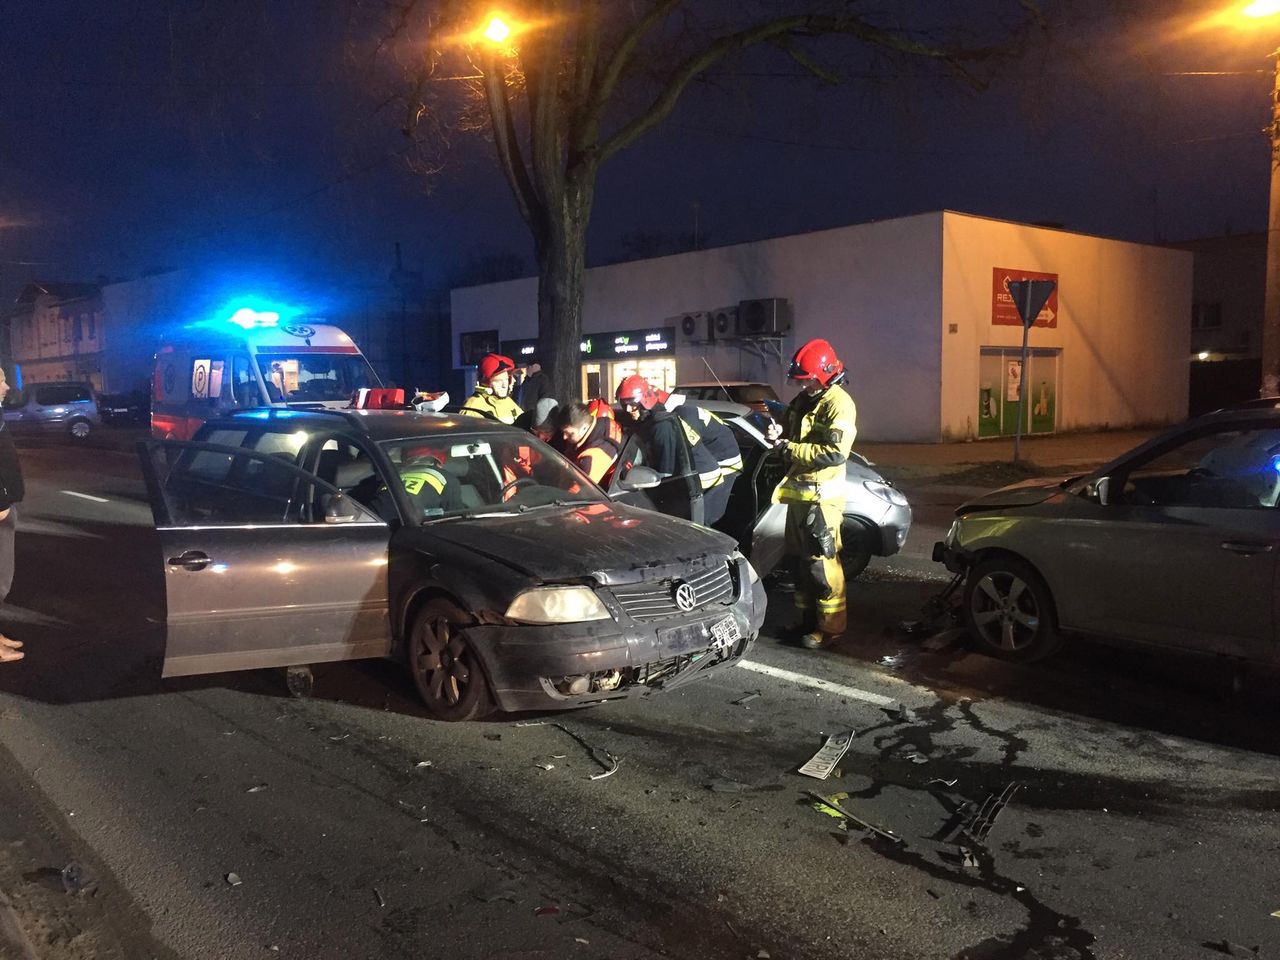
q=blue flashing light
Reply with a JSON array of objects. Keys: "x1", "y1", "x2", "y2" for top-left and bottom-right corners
[
  {"x1": 1271, "y1": 454, "x2": 1280, "y2": 473},
  {"x1": 227, "y1": 307, "x2": 280, "y2": 329}
]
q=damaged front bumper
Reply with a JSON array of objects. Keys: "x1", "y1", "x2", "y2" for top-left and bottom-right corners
[
  {"x1": 932, "y1": 540, "x2": 971, "y2": 575},
  {"x1": 465, "y1": 576, "x2": 767, "y2": 714}
]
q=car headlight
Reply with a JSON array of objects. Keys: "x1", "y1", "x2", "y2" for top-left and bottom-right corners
[
  {"x1": 731, "y1": 550, "x2": 760, "y2": 585},
  {"x1": 864, "y1": 480, "x2": 909, "y2": 507},
  {"x1": 505, "y1": 586, "x2": 611, "y2": 624}
]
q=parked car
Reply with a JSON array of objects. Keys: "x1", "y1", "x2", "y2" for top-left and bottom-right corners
[
  {"x1": 674, "y1": 382, "x2": 779, "y2": 415},
  {"x1": 100, "y1": 390, "x2": 151, "y2": 426},
  {"x1": 934, "y1": 407, "x2": 1280, "y2": 665},
  {"x1": 607, "y1": 401, "x2": 911, "y2": 579},
  {"x1": 139, "y1": 408, "x2": 766, "y2": 720},
  {"x1": 3, "y1": 381, "x2": 101, "y2": 439}
]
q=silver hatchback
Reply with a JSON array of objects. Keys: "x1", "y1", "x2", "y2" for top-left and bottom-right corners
[
  {"x1": 4, "y1": 381, "x2": 101, "y2": 439},
  {"x1": 936, "y1": 408, "x2": 1280, "y2": 665}
]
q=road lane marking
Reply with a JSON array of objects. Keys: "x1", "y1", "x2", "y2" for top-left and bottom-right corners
[
  {"x1": 60, "y1": 490, "x2": 109, "y2": 503},
  {"x1": 739, "y1": 660, "x2": 896, "y2": 708}
]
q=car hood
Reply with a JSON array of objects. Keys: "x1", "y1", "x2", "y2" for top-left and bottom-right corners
[
  {"x1": 420, "y1": 501, "x2": 739, "y2": 580},
  {"x1": 956, "y1": 476, "x2": 1074, "y2": 514}
]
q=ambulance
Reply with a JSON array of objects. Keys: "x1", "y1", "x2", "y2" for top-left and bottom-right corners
[{"x1": 151, "y1": 307, "x2": 383, "y2": 439}]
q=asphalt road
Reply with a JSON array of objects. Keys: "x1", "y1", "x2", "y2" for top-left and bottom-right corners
[{"x1": 0, "y1": 438, "x2": 1277, "y2": 960}]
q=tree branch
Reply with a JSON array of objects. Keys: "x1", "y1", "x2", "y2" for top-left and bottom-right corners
[
  {"x1": 771, "y1": 37, "x2": 840, "y2": 86},
  {"x1": 598, "y1": 12, "x2": 1025, "y2": 163},
  {"x1": 581, "y1": 0, "x2": 683, "y2": 134},
  {"x1": 483, "y1": 56, "x2": 543, "y2": 233},
  {"x1": 571, "y1": 0, "x2": 600, "y2": 112}
]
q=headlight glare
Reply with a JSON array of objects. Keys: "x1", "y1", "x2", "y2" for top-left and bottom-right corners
[
  {"x1": 864, "y1": 480, "x2": 909, "y2": 507},
  {"x1": 505, "y1": 585, "x2": 610, "y2": 624}
]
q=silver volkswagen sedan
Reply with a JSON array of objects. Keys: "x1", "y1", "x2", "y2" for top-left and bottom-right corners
[
  {"x1": 139, "y1": 408, "x2": 766, "y2": 720},
  {"x1": 935, "y1": 408, "x2": 1280, "y2": 664}
]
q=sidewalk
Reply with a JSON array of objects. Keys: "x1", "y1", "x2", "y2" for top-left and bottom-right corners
[{"x1": 859, "y1": 428, "x2": 1158, "y2": 486}]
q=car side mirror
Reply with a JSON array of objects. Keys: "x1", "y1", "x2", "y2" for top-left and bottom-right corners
[
  {"x1": 616, "y1": 465, "x2": 662, "y2": 492},
  {"x1": 1085, "y1": 476, "x2": 1111, "y2": 506},
  {"x1": 323, "y1": 493, "x2": 360, "y2": 524}
]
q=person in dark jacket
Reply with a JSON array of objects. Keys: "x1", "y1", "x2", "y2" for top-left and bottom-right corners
[
  {"x1": 0, "y1": 368, "x2": 25, "y2": 662},
  {"x1": 519, "y1": 362, "x2": 554, "y2": 413}
]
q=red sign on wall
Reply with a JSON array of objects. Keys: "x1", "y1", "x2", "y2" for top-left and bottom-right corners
[{"x1": 992, "y1": 268, "x2": 1059, "y2": 327}]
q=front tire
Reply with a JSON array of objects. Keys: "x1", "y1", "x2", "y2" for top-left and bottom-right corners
[
  {"x1": 962, "y1": 555, "x2": 1062, "y2": 662},
  {"x1": 839, "y1": 519, "x2": 874, "y2": 581},
  {"x1": 408, "y1": 598, "x2": 493, "y2": 721}
]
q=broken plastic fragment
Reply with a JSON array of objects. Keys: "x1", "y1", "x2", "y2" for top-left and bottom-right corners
[
  {"x1": 732, "y1": 691, "x2": 761, "y2": 705},
  {"x1": 535, "y1": 762, "x2": 555, "y2": 771},
  {"x1": 225, "y1": 872, "x2": 242, "y2": 887},
  {"x1": 927, "y1": 778, "x2": 959, "y2": 788},
  {"x1": 534, "y1": 905, "x2": 561, "y2": 917},
  {"x1": 415, "y1": 760, "x2": 433, "y2": 769},
  {"x1": 60, "y1": 861, "x2": 95, "y2": 896},
  {"x1": 247, "y1": 784, "x2": 267, "y2": 793},
  {"x1": 811, "y1": 792, "x2": 849, "y2": 818}
]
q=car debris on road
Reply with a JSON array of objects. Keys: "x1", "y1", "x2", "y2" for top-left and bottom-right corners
[{"x1": 798, "y1": 731, "x2": 854, "y2": 779}]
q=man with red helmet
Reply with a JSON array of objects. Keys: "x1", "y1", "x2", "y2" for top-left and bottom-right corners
[
  {"x1": 616, "y1": 374, "x2": 734, "y2": 526},
  {"x1": 767, "y1": 338, "x2": 858, "y2": 649},
  {"x1": 461, "y1": 353, "x2": 523, "y2": 424}
]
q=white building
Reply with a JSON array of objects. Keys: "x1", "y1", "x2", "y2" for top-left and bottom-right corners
[{"x1": 451, "y1": 211, "x2": 1192, "y2": 441}]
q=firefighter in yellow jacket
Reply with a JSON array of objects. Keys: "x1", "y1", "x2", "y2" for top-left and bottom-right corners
[
  {"x1": 767, "y1": 338, "x2": 857, "y2": 649},
  {"x1": 461, "y1": 353, "x2": 524, "y2": 424}
]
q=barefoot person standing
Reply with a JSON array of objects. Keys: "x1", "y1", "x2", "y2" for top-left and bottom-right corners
[{"x1": 0, "y1": 368, "x2": 25, "y2": 662}]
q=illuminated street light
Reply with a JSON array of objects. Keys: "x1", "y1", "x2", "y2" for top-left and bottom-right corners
[
  {"x1": 1243, "y1": 0, "x2": 1280, "y2": 18},
  {"x1": 483, "y1": 15, "x2": 512, "y2": 44}
]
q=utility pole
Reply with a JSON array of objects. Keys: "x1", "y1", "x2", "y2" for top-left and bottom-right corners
[{"x1": 1262, "y1": 48, "x2": 1280, "y2": 397}]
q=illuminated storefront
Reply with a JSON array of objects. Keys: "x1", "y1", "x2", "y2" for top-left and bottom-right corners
[{"x1": 501, "y1": 326, "x2": 675, "y2": 402}]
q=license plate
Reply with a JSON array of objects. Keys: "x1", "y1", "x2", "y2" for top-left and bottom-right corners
[{"x1": 709, "y1": 615, "x2": 741, "y2": 650}]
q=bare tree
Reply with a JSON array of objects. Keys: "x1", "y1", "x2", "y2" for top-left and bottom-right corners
[{"x1": 355, "y1": 1, "x2": 1042, "y2": 400}]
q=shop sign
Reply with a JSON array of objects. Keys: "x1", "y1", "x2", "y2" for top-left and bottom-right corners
[
  {"x1": 501, "y1": 326, "x2": 675, "y2": 364},
  {"x1": 992, "y1": 268, "x2": 1058, "y2": 327}
]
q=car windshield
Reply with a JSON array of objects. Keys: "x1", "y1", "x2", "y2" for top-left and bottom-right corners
[
  {"x1": 257, "y1": 353, "x2": 377, "y2": 402},
  {"x1": 378, "y1": 431, "x2": 606, "y2": 521}
]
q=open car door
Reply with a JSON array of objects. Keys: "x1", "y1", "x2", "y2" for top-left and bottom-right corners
[
  {"x1": 138, "y1": 440, "x2": 392, "y2": 678},
  {"x1": 608, "y1": 431, "x2": 705, "y2": 524}
]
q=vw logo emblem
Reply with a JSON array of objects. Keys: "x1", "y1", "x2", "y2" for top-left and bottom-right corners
[
  {"x1": 672, "y1": 581, "x2": 697, "y2": 612},
  {"x1": 282, "y1": 323, "x2": 316, "y2": 339}
]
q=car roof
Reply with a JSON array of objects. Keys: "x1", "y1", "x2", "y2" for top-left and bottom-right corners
[
  {"x1": 675, "y1": 381, "x2": 770, "y2": 388},
  {"x1": 208, "y1": 408, "x2": 519, "y2": 442}
]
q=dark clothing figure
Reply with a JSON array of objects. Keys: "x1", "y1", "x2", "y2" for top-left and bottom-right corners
[
  {"x1": 0, "y1": 418, "x2": 25, "y2": 660},
  {"x1": 520, "y1": 369, "x2": 554, "y2": 412}
]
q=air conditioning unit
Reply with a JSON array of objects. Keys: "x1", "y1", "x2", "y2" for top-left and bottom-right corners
[
  {"x1": 736, "y1": 298, "x2": 793, "y2": 336},
  {"x1": 674, "y1": 312, "x2": 710, "y2": 343},
  {"x1": 709, "y1": 306, "x2": 737, "y2": 339}
]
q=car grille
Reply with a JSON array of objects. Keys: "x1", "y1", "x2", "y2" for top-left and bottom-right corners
[{"x1": 611, "y1": 562, "x2": 736, "y2": 622}]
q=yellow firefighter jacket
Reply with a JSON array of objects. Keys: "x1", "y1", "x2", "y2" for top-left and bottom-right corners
[
  {"x1": 776, "y1": 383, "x2": 857, "y2": 504},
  {"x1": 460, "y1": 387, "x2": 523, "y2": 424}
]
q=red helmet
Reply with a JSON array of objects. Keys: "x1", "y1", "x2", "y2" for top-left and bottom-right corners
[
  {"x1": 788, "y1": 338, "x2": 844, "y2": 387},
  {"x1": 615, "y1": 375, "x2": 661, "y2": 410},
  {"x1": 586, "y1": 397, "x2": 615, "y2": 419},
  {"x1": 403, "y1": 445, "x2": 447, "y2": 465},
  {"x1": 477, "y1": 353, "x2": 516, "y2": 383}
]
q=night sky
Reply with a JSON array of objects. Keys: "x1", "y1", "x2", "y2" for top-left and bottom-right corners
[{"x1": 2, "y1": 0, "x2": 1277, "y2": 305}]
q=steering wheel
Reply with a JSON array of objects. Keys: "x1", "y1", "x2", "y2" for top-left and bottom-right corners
[{"x1": 499, "y1": 476, "x2": 537, "y2": 499}]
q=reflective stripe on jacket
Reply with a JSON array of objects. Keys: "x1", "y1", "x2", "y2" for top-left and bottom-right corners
[
  {"x1": 460, "y1": 387, "x2": 523, "y2": 424},
  {"x1": 776, "y1": 384, "x2": 857, "y2": 504},
  {"x1": 673, "y1": 403, "x2": 733, "y2": 489}
]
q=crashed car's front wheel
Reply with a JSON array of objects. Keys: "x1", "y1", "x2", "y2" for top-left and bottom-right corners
[
  {"x1": 409, "y1": 598, "x2": 493, "y2": 722},
  {"x1": 962, "y1": 556, "x2": 1062, "y2": 662}
]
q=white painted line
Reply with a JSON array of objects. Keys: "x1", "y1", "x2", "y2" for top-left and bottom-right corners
[
  {"x1": 739, "y1": 660, "x2": 897, "y2": 708},
  {"x1": 60, "y1": 490, "x2": 109, "y2": 503}
]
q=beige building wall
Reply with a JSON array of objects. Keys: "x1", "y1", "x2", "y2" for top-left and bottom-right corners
[{"x1": 940, "y1": 212, "x2": 1191, "y2": 439}]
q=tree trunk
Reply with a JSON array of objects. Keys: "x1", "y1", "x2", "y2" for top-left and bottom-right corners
[{"x1": 536, "y1": 180, "x2": 593, "y2": 404}]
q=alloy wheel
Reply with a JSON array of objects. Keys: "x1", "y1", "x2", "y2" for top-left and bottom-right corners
[{"x1": 968, "y1": 570, "x2": 1041, "y2": 652}]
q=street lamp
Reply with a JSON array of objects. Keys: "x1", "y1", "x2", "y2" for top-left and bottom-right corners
[
  {"x1": 1230, "y1": 1, "x2": 1280, "y2": 395},
  {"x1": 482, "y1": 14, "x2": 512, "y2": 45}
]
